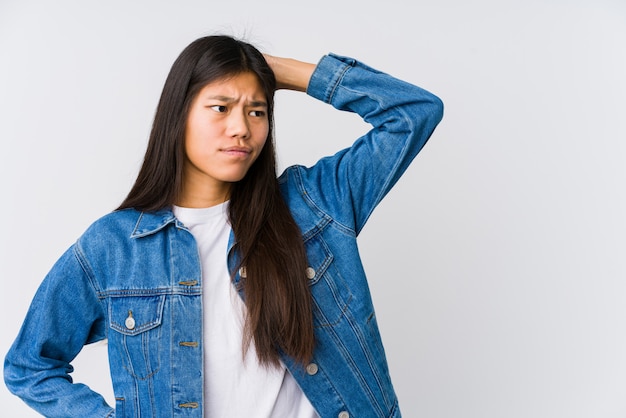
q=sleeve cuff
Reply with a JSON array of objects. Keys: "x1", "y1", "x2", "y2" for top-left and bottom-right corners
[{"x1": 306, "y1": 53, "x2": 355, "y2": 104}]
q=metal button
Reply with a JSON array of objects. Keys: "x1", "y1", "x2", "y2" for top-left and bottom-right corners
[
  {"x1": 305, "y1": 267, "x2": 315, "y2": 279},
  {"x1": 338, "y1": 412, "x2": 349, "y2": 418},
  {"x1": 306, "y1": 363, "x2": 318, "y2": 375},
  {"x1": 125, "y1": 310, "x2": 136, "y2": 330},
  {"x1": 239, "y1": 266, "x2": 247, "y2": 278}
]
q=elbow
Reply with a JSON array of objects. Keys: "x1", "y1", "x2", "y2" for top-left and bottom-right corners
[
  {"x1": 419, "y1": 93, "x2": 444, "y2": 142},
  {"x1": 409, "y1": 92, "x2": 444, "y2": 141},
  {"x1": 428, "y1": 94, "x2": 444, "y2": 126},
  {"x1": 404, "y1": 88, "x2": 444, "y2": 135},
  {"x1": 4, "y1": 348, "x2": 40, "y2": 402},
  {"x1": 4, "y1": 352, "x2": 24, "y2": 397},
  {"x1": 399, "y1": 92, "x2": 444, "y2": 154}
]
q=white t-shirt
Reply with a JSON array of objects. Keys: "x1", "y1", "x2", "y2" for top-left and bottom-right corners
[{"x1": 173, "y1": 203, "x2": 318, "y2": 418}]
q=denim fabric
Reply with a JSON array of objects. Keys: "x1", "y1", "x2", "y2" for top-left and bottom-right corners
[{"x1": 5, "y1": 54, "x2": 443, "y2": 418}]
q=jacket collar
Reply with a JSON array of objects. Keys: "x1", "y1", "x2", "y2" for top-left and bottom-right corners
[{"x1": 130, "y1": 209, "x2": 179, "y2": 238}]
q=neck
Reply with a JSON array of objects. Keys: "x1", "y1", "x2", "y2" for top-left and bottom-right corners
[{"x1": 177, "y1": 183, "x2": 231, "y2": 208}]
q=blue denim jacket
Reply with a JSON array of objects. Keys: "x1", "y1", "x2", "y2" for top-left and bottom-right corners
[{"x1": 5, "y1": 54, "x2": 443, "y2": 418}]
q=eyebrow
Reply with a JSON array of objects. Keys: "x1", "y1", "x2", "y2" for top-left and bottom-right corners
[{"x1": 206, "y1": 95, "x2": 268, "y2": 107}]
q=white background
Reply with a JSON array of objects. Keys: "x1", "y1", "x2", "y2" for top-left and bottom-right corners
[{"x1": 1, "y1": 0, "x2": 625, "y2": 417}]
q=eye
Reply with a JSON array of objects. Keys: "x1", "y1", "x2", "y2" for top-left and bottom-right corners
[
  {"x1": 210, "y1": 105, "x2": 228, "y2": 113},
  {"x1": 249, "y1": 110, "x2": 266, "y2": 117}
]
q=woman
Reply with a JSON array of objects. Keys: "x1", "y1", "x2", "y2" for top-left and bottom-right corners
[{"x1": 4, "y1": 35, "x2": 443, "y2": 417}]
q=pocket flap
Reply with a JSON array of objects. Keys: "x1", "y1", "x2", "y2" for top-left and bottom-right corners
[
  {"x1": 109, "y1": 295, "x2": 165, "y2": 336},
  {"x1": 304, "y1": 235, "x2": 334, "y2": 285}
]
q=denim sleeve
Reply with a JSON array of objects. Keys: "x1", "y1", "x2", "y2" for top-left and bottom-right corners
[
  {"x1": 4, "y1": 245, "x2": 114, "y2": 417},
  {"x1": 302, "y1": 53, "x2": 444, "y2": 234}
]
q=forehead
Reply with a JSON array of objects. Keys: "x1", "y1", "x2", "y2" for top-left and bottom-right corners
[{"x1": 197, "y1": 72, "x2": 266, "y2": 100}]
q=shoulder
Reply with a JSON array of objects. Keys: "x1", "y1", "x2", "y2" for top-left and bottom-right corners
[
  {"x1": 81, "y1": 208, "x2": 143, "y2": 240},
  {"x1": 78, "y1": 208, "x2": 177, "y2": 246}
]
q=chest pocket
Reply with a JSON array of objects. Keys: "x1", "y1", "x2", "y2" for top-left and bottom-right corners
[
  {"x1": 305, "y1": 235, "x2": 353, "y2": 327},
  {"x1": 108, "y1": 295, "x2": 165, "y2": 380}
]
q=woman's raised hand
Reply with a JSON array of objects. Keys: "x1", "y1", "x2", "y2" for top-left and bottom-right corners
[{"x1": 263, "y1": 54, "x2": 316, "y2": 92}]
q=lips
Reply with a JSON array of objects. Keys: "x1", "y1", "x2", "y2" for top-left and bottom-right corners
[{"x1": 222, "y1": 146, "x2": 252, "y2": 157}]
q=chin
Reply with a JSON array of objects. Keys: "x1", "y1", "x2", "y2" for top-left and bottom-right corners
[{"x1": 221, "y1": 172, "x2": 249, "y2": 183}]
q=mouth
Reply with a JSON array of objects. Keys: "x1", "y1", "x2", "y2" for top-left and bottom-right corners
[{"x1": 221, "y1": 146, "x2": 252, "y2": 157}]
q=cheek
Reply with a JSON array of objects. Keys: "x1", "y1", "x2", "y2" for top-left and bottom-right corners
[
  {"x1": 251, "y1": 122, "x2": 269, "y2": 150},
  {"x1": 185, "y1": 121, "x2": 220, "y2": 156},
  {"x1": 256, "y1": 134, "x2": 269, "y2": 156},
  {"x1": 250, "y1": 133, "x2": 270, "y2": 165}
]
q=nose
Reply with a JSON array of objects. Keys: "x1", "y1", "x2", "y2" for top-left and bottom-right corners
[{"x1": 226, "y1": 110, "x2": 250, "y2": 139}]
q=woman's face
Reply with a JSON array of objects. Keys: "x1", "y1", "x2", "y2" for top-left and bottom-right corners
[{"x1": 180, "y1": 71, "x2": 270, "y2": 207}]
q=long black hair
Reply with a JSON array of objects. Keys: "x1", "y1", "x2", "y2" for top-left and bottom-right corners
[{"x1": 118, "y1": 35, "x2": 314, "y2": 366}]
